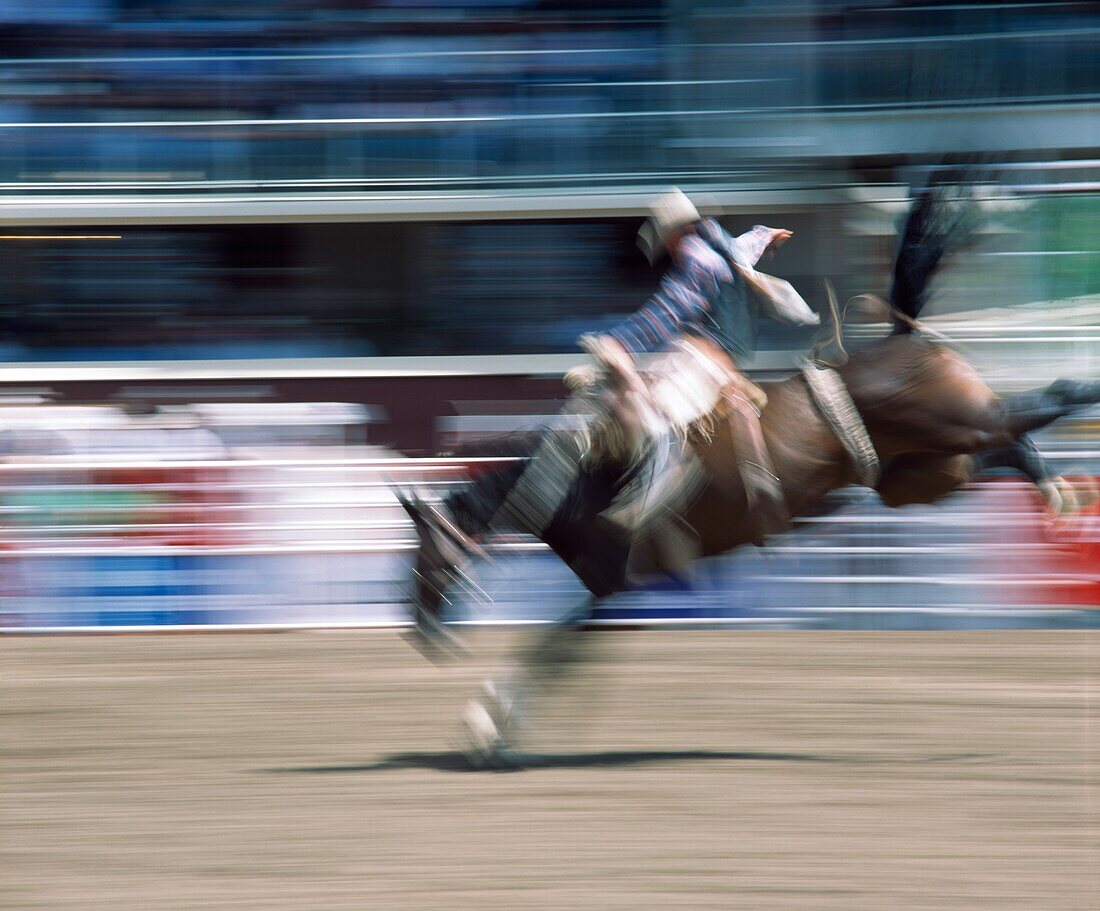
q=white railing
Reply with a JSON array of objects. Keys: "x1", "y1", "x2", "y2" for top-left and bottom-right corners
[{"x1": 0, "y1": 447, "x2": 1095, "y2": 632}]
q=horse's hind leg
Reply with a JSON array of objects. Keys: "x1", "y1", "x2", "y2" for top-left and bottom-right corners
[
  {"x1": 988, "y1": 378, "x2": 1100, "y2": 513},
  {"x1": 976, "y1": 436, "x2": 1049, "y2": 482},
  {"x1": 977, "y1": 436, "x2": 1096, "y2": 515},
  {"x1": 1044, "y1": 378, "x2": 1100, "y2": 409},
  {"x1": 461, "y1": 597, "x2": 599, "y2": 769},
  {"x1": 1002, "y1": 378, "x2": 1100, "y2": 438}
]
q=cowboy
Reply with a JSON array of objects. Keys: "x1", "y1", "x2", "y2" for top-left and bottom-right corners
[
  {"x1": 497, "y1": 188, "x2": 819, "y2": 544},
  {"x1": 586, "y1": 189, "x2": 819, "y2": 538}
]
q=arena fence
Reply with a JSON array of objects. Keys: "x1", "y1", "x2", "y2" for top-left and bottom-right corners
[{"x1": 1, "y1": 449, "x2": 1098, "y2": 633}]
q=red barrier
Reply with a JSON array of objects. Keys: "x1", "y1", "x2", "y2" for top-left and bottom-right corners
[{"x1": 986, "y1": 477, "x2": 1100, "y2": 608}]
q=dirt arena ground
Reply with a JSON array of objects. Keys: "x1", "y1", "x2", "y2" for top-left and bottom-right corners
[{"x1": 4, "y1": 630, "x2": 1097, "y2": 910}]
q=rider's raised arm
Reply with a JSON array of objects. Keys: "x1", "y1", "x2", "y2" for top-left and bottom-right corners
[
  {"x1": 701, "y1": 220, "x2": 818, "y2": 329},
  {"x1": 604, "y1": 236, "x2": 724, "y2": 354},
  {"x1": 700, "y1": 221, "x2": 775, "y2": 269}
]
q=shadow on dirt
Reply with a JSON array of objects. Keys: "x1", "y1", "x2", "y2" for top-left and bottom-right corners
[{"x1": 264, "y1": 749, "x2": 991, "y2": 774}]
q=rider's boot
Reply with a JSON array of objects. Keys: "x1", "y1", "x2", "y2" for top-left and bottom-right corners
[{"x1": 725, "y1": 383, "x2": 789, "y2": 546}]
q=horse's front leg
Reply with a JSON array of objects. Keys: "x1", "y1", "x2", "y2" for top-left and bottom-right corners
[
  {"x1": 461, "y1": 596, "x2": 600, "y2": 769},
  {"x1": 976, "y1": 437, "x2": 1063, "y2": 513},
  {"x1": 399, "y1": 492, "x2": 485, "y2": 661}
]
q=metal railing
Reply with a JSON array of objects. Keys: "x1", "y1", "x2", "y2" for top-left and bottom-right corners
[
  {"x1": 1, "y1": 22, "x2": 1095, "y2": 194},
  {"x1": 0, "y1": 441, "x2": 1096, "y2": 632}
]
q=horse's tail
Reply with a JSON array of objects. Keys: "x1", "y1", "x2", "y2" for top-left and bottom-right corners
[{"x1": 889, "y1": 180, "x2": 981, "y2": 331}]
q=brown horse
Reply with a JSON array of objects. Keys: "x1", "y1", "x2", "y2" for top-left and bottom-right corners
[{"x1": 399, "y1": 187, "x2": 1099, "y2": 764}]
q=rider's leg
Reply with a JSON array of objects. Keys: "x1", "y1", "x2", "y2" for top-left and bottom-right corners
[
  {"x1": 975, "y1": 436, "x2": 1052, "y2": 484},
  {"x1": 601, "y1": 378, "x2": 786, "y2": 548},
  {"x1": 598, "y1": 339, "x2": 727, "y2": 539},
  {"x1": 724, "y1": 384, "x2": 789, "y2": 545},
  {"x1": 492, "y1": 423, "x2": 588, "y2": 536}
]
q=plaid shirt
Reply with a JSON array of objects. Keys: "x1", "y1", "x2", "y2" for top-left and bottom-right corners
[{"x1": 608, "y1": 220, "x2": 775, "y2": 354}]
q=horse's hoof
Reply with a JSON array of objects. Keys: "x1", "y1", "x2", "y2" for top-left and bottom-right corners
[
  {"x1": 1038, "y1": 478, "x2": 1066, "y2": 516},
  {"x1": 1072, "y1": 476, "x2": 1100, "y2": 512},
  {"x1": 459, "y1": 700, "x2": 498, "y2": 768},
  {"x1": 458, "y1": 695, "x2": 522, "y2": 771},
  {"x1": 459, "y1": 702, "x2": 513, "y2": 770},
  {"x1": 1040, "y1": 476, "x2": 1099, "y2": 519},
  {"x1": 1041, "y1": 477, "x2": 1100, "y2": 541}
]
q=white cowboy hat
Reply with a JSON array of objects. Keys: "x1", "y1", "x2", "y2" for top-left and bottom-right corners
[{"x1": 637, "y1": 188, "x2": 700, "y2": 265}]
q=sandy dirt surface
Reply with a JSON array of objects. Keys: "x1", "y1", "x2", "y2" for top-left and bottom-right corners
[{"x1": 3, "y1": 630, "x2": 1098, "y2": 910}]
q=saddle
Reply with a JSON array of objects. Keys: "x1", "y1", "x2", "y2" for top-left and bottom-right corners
[
  {"x1": 574, "y1": 337, "x2": 785, "y2": 553},
  {"x1": 574, "y1": 337, "x2": 754, "y2": 457}
]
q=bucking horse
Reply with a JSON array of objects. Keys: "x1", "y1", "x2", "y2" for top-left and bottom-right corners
[{"x1": 398, "y1": 184, "x2": 1100, "y2": 767}]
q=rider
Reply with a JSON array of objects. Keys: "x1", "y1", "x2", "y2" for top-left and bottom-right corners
[{"x1": 496, "y1": 188, "x2": 819, "y2": 544}]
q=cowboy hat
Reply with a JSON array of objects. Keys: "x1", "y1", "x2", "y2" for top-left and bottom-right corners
[{"x1": 637, "y1": 188, "x2": 701, "y2": 265}]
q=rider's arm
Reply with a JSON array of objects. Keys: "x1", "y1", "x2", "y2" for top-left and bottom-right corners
[
  {"x1": 603, "y1": 239, "x2": 720, "y2": 355},
  {"x1": 719, "y1": 223, "x2": 776, "y2": 269},
  {"x1": 702, "y1": 220, "x2": 818, "y2": 328},
  {"x1": 700, "y1": 220, "x2": 789, "y2": 269}
]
